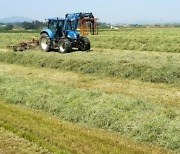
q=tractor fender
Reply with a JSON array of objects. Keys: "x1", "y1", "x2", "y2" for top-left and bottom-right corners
[{"x1": 40, "y1": 29, "x2": 55, "y2": 39}]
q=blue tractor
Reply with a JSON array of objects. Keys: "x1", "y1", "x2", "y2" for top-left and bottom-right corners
[{"x1": 40, "y1": 12, "x2": 98, "y2": 53}]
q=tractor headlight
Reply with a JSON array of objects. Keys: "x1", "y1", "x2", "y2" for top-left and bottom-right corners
[{"x1": 67, "y1": 34, "x2": 77, "y2": 39}]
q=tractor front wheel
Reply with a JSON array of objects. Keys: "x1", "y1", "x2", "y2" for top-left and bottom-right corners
[
  {"x1": 40, "y1": 33, "x2": 51, "y2": 51},
  {"x1": 58, "y1": 39, "x2": 72, "y2": 53},
  {"x1": 78, "y1": 37, "x2": 91, "y2": 51}
]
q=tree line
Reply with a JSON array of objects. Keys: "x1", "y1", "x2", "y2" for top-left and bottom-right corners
[
  {"x1": 0, "y1": 20, "x2": 46, "y2": 31},
  {"x1": 22, "y1": 20, "x2": 46, "y2": 29}
]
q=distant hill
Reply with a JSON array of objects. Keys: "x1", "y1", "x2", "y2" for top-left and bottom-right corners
[{"x1": 0, "y1": 16, "x2": 33, "y2": 23}]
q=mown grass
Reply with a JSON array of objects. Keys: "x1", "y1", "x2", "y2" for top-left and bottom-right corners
[
  {"x1": 0, "y1": 101, "x2": 170, "y2": 154},
  {"x1": 0, "y1": 49, "x2": 179, "y2": 86},
  {"x1": 0, "y1": 29, "x2": 180, "y2": 153},
  {"x1": 0, "y1": 127, "x2": 48, "y2": 154},
  {"x1": 0, "y1": 73, "x2": 179, "y2": 152},
  {"x1": 89, "y1": 27, "x2": 180, "y2": 53},
  {"x1": 1, "y1": 27, "x2": 180, "y2": 52},
  {"x1": 0, "y1": 33, "x2": 39, "y2": 48},
  {"x1": 0, "y1": 63, "x2": 179, "y2": 108}
]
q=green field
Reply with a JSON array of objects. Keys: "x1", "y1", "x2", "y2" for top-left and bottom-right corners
[{"x1": 0, "y1": 28, "x2": 179, "y2": 153}]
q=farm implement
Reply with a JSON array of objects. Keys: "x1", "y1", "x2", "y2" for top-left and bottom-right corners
[
  {"x1": 7, "y1": 12, "x2": 98, "y2": 53},
  {"x1": 7, "y1": 39, "x2": 39, "y2": 51}
]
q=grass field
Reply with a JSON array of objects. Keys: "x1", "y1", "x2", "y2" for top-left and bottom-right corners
[
  {"x1": 89, "y1": 27, "x2": 180, "y2": 53},
  {"x1": 1, "y1": 27, "x2": 180, "y2": 53},
  {"x1": 0, "y1": 28, "x2": 179, "y2": 153}
]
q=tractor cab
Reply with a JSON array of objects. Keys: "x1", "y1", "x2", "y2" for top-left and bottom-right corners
[
  {"x1": 47, "y1": 18, "x2": 65, "y2": 38},
  {"x1": 47, "y1": 18, "x2": 79, "y2": 40}
]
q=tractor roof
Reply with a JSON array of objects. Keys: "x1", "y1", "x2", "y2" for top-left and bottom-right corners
[{"x1": 47, "y1": 18, "x2": 65, "y2": 21}]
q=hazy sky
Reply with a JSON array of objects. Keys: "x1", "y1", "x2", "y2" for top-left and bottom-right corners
[{"x1": 0, "y1": 0, "x2": 180, "y2": 23}]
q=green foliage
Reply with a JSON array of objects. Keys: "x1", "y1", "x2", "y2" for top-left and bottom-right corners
[
  {"x1": 23, "y1": 20, "x2": 45, "y2": 30},
  {"x1": 0, "y1": 25, "x2": 14, "y2": 32}
]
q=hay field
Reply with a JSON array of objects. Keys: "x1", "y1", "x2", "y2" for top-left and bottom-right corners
[{"x1": 0, "y1": 28, "x2": 179, "y2": 153}]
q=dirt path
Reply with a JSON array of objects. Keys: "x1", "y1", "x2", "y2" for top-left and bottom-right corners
[{"x1": 0, "y1": 63, "x2": 179, "y2": 108}]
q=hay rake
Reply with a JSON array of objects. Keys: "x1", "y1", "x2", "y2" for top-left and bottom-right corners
[{"x1": 7, "y1": 39, "x2": 39, "y2": 51}]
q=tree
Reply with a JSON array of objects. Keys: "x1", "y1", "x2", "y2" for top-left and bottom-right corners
[
  {"x1": 23, "y1": 21, "x2": 45, "y2": 30},
  {"x1": 23, "y1": 22, "x2": 36, "y2": 29},
  {"x1": 6, "y1": 24, "x2": 14, "y2": 30}
]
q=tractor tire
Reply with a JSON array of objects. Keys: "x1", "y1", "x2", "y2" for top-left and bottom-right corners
[
  {"x1": 58, "y1": 39, "x2": 72, "y2": 53},
  {"x1": 78, "y1": 37, "x2": 91, "y2": 51},
  {"x1": 40, "y1": 33, "x2": 51, "y2": 51}
]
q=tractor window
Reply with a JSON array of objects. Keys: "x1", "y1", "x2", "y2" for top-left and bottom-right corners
[
  {"x1": 48, "y1": 20, "x2": 57, "y2": 34},
  {"x1": 66, "y1": 21, "x2": 72, "y2": 30},
  {"x1": 58, "y1": 20, "x2": 64, "y2": 28},
  {"x1": 66, "y1": 20, "x2": 78, "y2": 31},
  {"x1": 56, "y1": 20, "x2": 64, "y2": 37}
]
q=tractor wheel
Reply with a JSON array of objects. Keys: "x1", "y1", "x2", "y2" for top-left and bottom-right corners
[
  {"x1": 78, "y1": 37, "x2": 91, "y2": 51},
  {"x1": 58, "y1": 39, "x2": 72, "y2": 53},
  {"x1": 40, "y1": 33, "x2": 51, "y2": 51}
]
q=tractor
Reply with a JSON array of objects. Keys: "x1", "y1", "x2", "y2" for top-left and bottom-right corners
[{"x1": 40, "y1": 12, "x2": 98, "y2": 53}]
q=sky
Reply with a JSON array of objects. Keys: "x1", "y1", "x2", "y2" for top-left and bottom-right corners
[{"x1": 0, "y1": 0, "x2": 180, "y2": 24}]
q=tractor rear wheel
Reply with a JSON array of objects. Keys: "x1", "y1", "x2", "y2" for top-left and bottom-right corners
[
  {"x1": 78, "y1": 37, "x2": 91, "y2": 51},
  {"x1": 40, "y1": 33, "x2": 51, "y2": 51},
  {"x1": 58, "y1": 39, "x2": 72, "y2": 53}
]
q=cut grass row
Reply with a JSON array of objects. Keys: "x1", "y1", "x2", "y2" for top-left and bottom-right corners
[
  {"x1": 0, "y1": 49, "x2": 179, "y2": 86},
  {"x1": 1, "y1": 28, "x2": 180, "y2": 52},
  {"x1": 0, "y1": 127, "x2": 48, "y2": 154},
  {"x1": 0, "y1": 101, "x2": 169, "y2": 154},
  {"x1": 0, "y1": 63, "x2": 179, "y2": 108},
  {"x1": 89, "y1": 28, "x2": 180, "y2": 53},
  {"x1": 0, "y1": 70, "x2": 179, "y2": 152}
]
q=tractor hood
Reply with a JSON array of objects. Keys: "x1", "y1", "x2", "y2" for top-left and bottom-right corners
[{"x1": 66, "y1": 30, "x2": 80, "y2": 40}]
